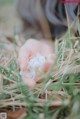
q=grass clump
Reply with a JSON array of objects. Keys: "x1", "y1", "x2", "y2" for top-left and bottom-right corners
[{"x1": 0, "y1": 18, "x2": 80, "y2": 119}]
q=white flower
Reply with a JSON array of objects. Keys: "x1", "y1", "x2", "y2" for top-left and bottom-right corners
[
  {"x1": 28, "y1": 54, "x2": 46, "y2": 69},
  {"x1": 20, "y1": 70, "x2": 35, "y2": 79}
]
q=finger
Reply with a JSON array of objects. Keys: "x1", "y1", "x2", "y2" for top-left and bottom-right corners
[
  {"x1": 18, "y1": 46, "x2": 29, "y2": 71},
  {"x1": 18, "y1": 45, "x2": 36, "y2": 71},
  {"x1": 22, "y1": 76, "x2": 36, "y2": 89},
  {"x1": 41, "y1": 62, "x2": 52, "y2": 72},
  {"x1": 35, "y1": 72, "x2": 44, "y2": 83},
  {"x1": 41, "y1": 53, "x2": 55, "y2": 72}
]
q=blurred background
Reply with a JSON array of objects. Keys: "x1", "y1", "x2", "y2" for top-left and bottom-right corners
[{"x1": 0, "y1": 0, "x2": 21, "y2": 37}]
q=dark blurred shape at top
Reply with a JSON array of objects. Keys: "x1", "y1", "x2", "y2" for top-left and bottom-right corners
[{"x1": 17, "y1": 0, "x2": 79, "y2": 40}]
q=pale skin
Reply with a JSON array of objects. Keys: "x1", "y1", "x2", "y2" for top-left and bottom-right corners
[{"x1": 18, "y1": 39, "x2": 55, "y2": 88}]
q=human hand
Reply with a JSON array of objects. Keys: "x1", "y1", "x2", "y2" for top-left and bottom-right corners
[{"x1": 18, "y1": 39, "x2": 55, "y2": 88}]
